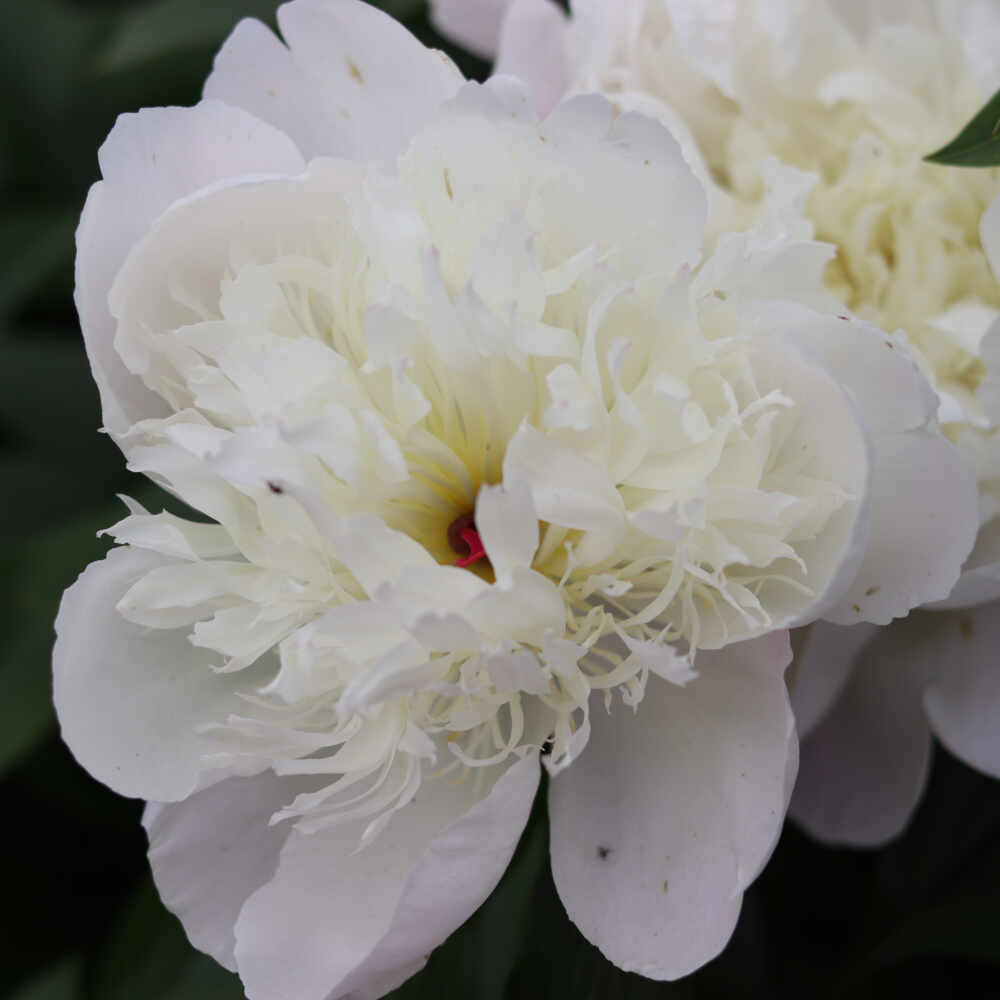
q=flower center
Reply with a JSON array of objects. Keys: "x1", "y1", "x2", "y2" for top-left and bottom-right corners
[{"x1": 447, "y1": 512, "x2": 488, "y2": 568}]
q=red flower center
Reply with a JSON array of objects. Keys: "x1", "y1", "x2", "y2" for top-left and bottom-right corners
[{"x1": 447, "y1": 512, "x2": 488, "y2": 568}]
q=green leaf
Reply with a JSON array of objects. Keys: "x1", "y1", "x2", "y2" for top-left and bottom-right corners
[
  {"x1": 94, "y1": 880, "x2": 245, "y2": 1000},
  {"x1": 926, "y1": 88, "x2": 1000, "y2": 167},
  {"x1": 94, "y1": 0, "x2": 280, "y2": 74},
  {"x1": 8, "y1": 957, "x2": 82, "y2": 1000}
]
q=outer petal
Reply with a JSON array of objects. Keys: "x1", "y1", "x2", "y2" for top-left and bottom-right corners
[
  {"x1": 144, "y1": 772, "x2": 307, "y2": 970},
  {"x1": 234, "y1": 753, "x2": 539, "y2": 1000},
  {"x1": 53, "y1": 547, "x2": 270, "y2": 802},
  {"x1": 76, "y1": 100, "x2": 306, "y2": 437},
  {"x1": 430, "y1": 0, "x2": 515, "y2": 60},
  {"x1": 921, "y1": 602, "x2": 1000, "y2": 779},
  {"x1": 495, "y1": 0, "x2": 570, "y2": 117},
  {"x1": 790, "y1": 615, "x2": 937, "y2": 846},
  {"x1": 548, "y1": 632, "x2": 795, "y2": 980},
  {"x1": 931, "y1": 518, "x2": 1000, "y2": 609},
  {"x1": 205, "y1": 0, "x2": 463, "y2": 164},
  {"x1": 778, "y1": 313, "x2": 978, "y2": 623},
  {"x1": 789, "y1": 620, "x2": 880, "y2": 737}
]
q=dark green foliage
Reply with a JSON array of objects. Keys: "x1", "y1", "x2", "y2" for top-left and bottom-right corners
[{"x1": 926, "y1": 88, "x2": 1000, "y2": 167}]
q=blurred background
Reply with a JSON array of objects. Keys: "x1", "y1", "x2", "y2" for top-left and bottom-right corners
[{"x1": 2, "y1": 1, "x2": 1000, "y2": 997}]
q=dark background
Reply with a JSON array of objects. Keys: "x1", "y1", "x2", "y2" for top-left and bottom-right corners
[{"x1": 2, "y1": 1, "x2": 999, "y2": 997}]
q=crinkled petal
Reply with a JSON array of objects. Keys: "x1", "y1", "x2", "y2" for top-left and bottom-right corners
[
  {"x1": 921, "y1": 602, "x2": 1000, "y2": 779},
  {"x1": 144, "y1": 771, "x2": 310, "y2": 970},
  {"x1": 76, "y1": 100, "x2": 305, "y2": 436},
  {"x1": 234, "y1": 753, "x2": 539, "y2": 1000},
  {"x1": 430, "y1": 0, "x2": 515, "y2": 59},
  {"x1": 208, "y1": 0, "x2": 463, "y2": 164},
  {"x1": 790, "y1": 615, "x2": 937, "y2": 846},
  {"x1": 53, "y1": 547, "x2": 269, "y2": 802},
  {"x1": 548, "y1": 632, "x2": 795, "y2": 980}
]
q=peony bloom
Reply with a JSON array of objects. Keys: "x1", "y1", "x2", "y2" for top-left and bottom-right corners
[
  {"x1": 441, "y1": 0, "x2": 1000, "y2": 844},
  {"x1": 789, "y1": 197, "x2": 1000, "y2": 845},
  {"x1": 56, "y1": 0, "x2": 975, "y2": 995}
]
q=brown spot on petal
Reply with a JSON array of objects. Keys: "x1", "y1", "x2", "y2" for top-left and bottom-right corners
[
  {"x1": 444, "y1": 168, "x2": 454, "y2": 201},
  {"x1": 346, "y1": 58, "x2": 364, "y2": 84},
  {"x1": 864, "y1": 585, "x2": 880, "y2": 597},
  {"x1": 663, "y1": 880, "x2": 669, "y2": 893},
  {"x1": 596, "y1": 845, "x2": 612, "y2": 860},
  {"x1": 266, "y1": 481, "x2": 284, "y2": 495},
  {"x1": 852, "y1": 603, "x2": 862, "y2": 614},
  {"x1": 714, "y1": 289, "x2": 728, "y2": 301}
]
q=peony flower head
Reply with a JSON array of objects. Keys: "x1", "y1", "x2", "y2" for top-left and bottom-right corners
[
  {"x1": 449, "y1": 0, "x2": 1000, "y2": 846},
  {"x1": 56, "y1": 0, "x2": 978, "y2": 996}
]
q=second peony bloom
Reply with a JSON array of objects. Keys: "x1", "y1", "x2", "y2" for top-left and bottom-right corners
[{"x1": 56, "y1": 1, "x2": 977, "y2": 998}]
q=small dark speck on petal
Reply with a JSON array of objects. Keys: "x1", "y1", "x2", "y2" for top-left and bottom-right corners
[
  {"x1": 852, "y1": 603, "x2": 861, "y2": 614},
  {"x1": 346, "y1": 58, "x2": 364, "y2": 84},
  {"x1": 267, "y1": 481, "x2": 284, "y2": 495},
  {"x1": 596, "y1": 845, "x2": 612, "y2": 859},
  {"x1": 663, "y1": 880, "x2": 669, "y2": 893},
  {"x1": 864, "y1": 585, "x2": 880, "y2": 596}
]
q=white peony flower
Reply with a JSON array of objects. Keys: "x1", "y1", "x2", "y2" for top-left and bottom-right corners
[
  {"x1": 443, "y1": 0, "x2": 1000, "y2": 844},
  {"x1": 56, "y1": 0, "x2": 975, "y2": 994},
  {"x1": 788, "y1": 197, "x2": 1000, "y2": 846}
]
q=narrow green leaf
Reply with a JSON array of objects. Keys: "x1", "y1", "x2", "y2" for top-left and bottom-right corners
[
  {"x1": 926, "y1": 88, "x2": 1000, "y2": 167},
  {"x1": 8, "y1": 957, "x2": 82, "y2": 1000}
]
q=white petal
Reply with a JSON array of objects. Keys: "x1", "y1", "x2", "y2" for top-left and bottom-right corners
[
  {"x1": 921, "y1": 603, "x2": 1000, "y2": 779},
  {"x1": 109, "y1": 160, "x2": 364, "y2": 397},
  {"x1": 475, "y1": 481, "x2": 538, "y2": 584},
  {"x1": 931, "y1": 518, "x2": 1000, "y2": 609},
  {"x1": 76, "y1": 101, "x2": 305, "y2": 436},
  {"x1": 953, "y1": 0, "x2": 1000, "y2": 95},
  {"x1": 502, "y1": 422, "x2": 625, "y2": 564},
  {"x1": 789, "y1": 621, "x2": 880, "y2": 737},
  {"x1": 53, "y1": 547, "x2": 269, "y2": 802},
  {"x1": 548, "y1": 632, "x2": 795, "y2": 980},
  {"x1": 233, "y1": 754, "x2": 539, "y2": 1000},
  {"x1": 537, "y1": 96, "x2": 707, "y2": 282},
  {"x1": 495, "y1": 0, "x2": 570, "y2": 116},
  {"x1": 983, "y1": 193, "x2": 1000, "y2": 278},
  {"x1": 430, "y1": 0, "x2": 515, "y2": 59},
  {"x1": 776, "y1": 313, "x2": 978, "y2": 622},
  {"x1": 208, "y1": 0, "x2": 463, "y2": 164},
  {"x1": 144, "y1": 771, "x2": 307, "y2": 970},
  {"x1": 824, "y1": 429, "x2": 978, "y2": 624},
  {"x1": 790, "y1": 616, "x2": 936, "y2": 846}
]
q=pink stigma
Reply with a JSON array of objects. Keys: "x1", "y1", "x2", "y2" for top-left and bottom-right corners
[{"x1": 448, "y1": 512, "x2": 488, "y2": 568}]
